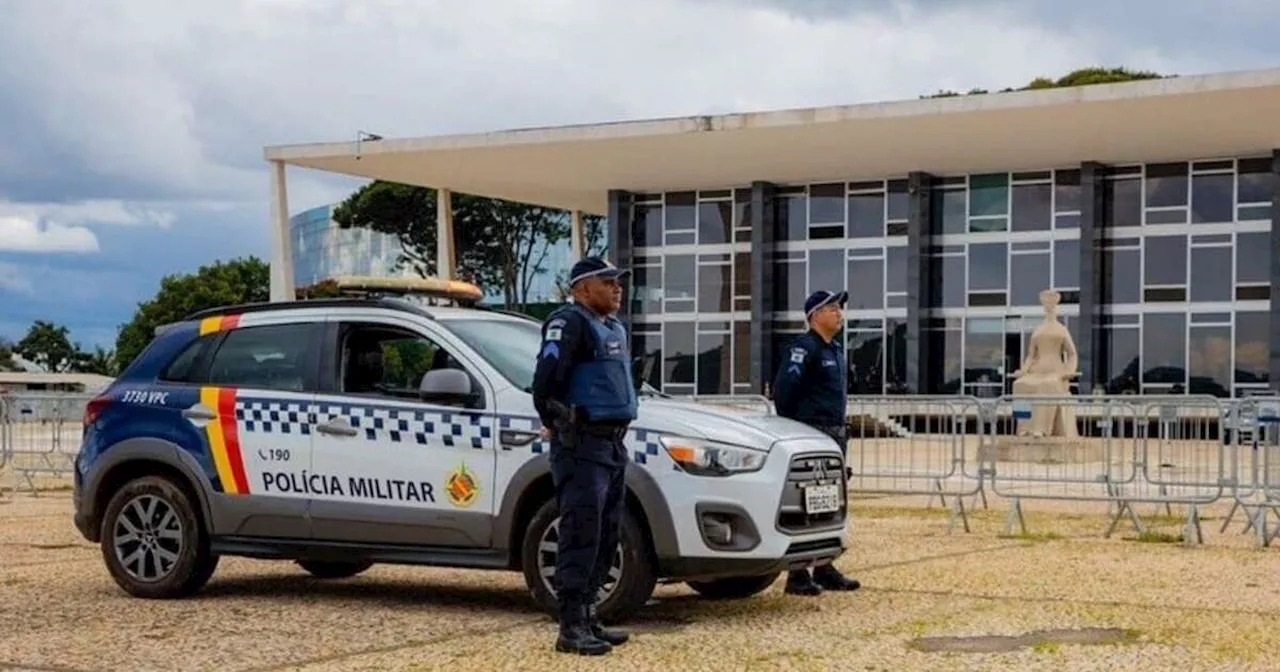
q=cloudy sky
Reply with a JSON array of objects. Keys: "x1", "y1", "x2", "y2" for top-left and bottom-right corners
[{"x1": 1, "y1": 0, "x2": 1277, "y2": 352}]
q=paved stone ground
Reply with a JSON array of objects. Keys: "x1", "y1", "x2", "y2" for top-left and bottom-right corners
[{"x1": 3, "y1": 483, "x2": 1280, "y2": 672}]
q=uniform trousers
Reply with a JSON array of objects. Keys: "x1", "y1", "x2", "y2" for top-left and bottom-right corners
[{"x1": 549, "y1": 431, "x2": 627, "y2": 622}]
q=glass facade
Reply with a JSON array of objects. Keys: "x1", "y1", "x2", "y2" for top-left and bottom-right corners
[
  {"x1": 626, "y1": 156, "x2": 1275, "y2": 399},
  {"x1": 289, "y1": 204, "x2": 582, "y2": 304},
  {"x1": 290, "y1": 205, "x2": 412, "y2": 288}
]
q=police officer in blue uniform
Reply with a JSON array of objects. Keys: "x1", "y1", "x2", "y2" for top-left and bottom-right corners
[
  {"x1": 531, "y1": 256, "x2": 637, "y2": 656},
  {"x1": 771, "y1": 289, "x2": 863, "y2": 597}
]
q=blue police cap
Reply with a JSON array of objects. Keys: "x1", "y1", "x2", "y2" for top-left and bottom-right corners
[
  {"x1": 804, "y1": 289, "x2": 848, "y2": 318},
  {"x1": 568, "y1": 256, "x2": 631, "y2": 286}
]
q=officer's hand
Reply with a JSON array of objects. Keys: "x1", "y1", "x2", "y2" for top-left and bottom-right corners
[{"x1": 539, "y1": 426, "x2": 552, "y2": 440}]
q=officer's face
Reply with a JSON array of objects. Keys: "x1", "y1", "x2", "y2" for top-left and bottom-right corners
[
  {"x1": 812, "y1": 303, "x2": 842, "y2": 333},
  {"x1": 580, "y1": 276, "x2": 623, "y2": 314}
]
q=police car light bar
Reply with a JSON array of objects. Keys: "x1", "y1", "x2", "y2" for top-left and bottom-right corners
[{"x1": 330, "y1": 275, "x2": 485, "y2": 303}]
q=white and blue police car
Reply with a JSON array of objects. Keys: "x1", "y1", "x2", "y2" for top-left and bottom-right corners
[{"x1": 72, "y1": 277, "x2": 849, "y2": 621}]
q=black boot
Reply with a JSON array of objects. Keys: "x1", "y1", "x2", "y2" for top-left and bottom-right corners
[
  {"x1": 555, "y1": 603, "x2": 612, "y2": 655},
  {"x1": 813, "y1": 564, "x2": 861, "y2": 591},
  {"x1": 784, "y1": 568, "x2": 822, "y2": 596},
  {"x1": 587, "y1": 603, "x2": 630, "y2": 646}
]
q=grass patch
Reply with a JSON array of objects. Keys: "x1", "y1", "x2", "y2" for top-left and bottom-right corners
[
  {"x1": 999, "y1": 530, "x2": 1066, "y2": 542},
  {"x1": 1127, "y1": 530, "x2": 1184, "y2": 544}
]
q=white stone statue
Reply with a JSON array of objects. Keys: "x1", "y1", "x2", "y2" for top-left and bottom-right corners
[{"x1": 1009, "y1": 289, "x2": 1079, "y2": 438}]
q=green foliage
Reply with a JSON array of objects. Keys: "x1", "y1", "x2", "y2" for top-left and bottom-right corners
[
  {"x1": 114, "y1": 257, "x2": 270, "y2": 369},
  {"x1": 332, "y1": 180, "x2": 606, "y2": 309},
  {"x1": 922, "y1": 66, "x2": 1168, "y2": 99},
  {"x1": 16, "y1": 321, "x2": 79, "y2": 373},
  {"x1": 0, "y1": 337, "x2": 17, "y2": 372}
]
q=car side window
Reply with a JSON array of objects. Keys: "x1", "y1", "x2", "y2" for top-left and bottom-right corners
[
  {"x1": 203, "y1": 324, "x2": 316, "y2": 393},
  {"x1": 160, "y1": 335, "x2": 215, "y2": 383},
  {"x1": 338, "y1": 322, "x2": 479, "y2": 407}
]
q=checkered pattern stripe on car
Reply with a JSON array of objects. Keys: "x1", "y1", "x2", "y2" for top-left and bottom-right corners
[
  {"x1": 497, "y1": 414, "x2": 664, "y2": 464},
  {"x1": 237, "y1": 398, "x2": 491, "y2": 449}
]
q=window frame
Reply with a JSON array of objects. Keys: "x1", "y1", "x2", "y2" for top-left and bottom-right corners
[{"x1": 182, "y1": 321, "x2": 326, "y2": 394}]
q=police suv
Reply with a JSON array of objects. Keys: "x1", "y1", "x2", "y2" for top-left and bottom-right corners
[{"x1": 72, "y1": 282, "x2": 849, "y2": 621}]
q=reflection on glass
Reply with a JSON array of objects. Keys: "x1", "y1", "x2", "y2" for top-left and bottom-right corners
[
  {"x1": 933, "y1": 188, "x2": 967, "y2": 234},
  {"x1": 697, "y1": 202, "x2": 732, "y2": 245},
  {"x1": 846, "y1": 330, "x2": 884, "y2": 394},
  {"x1": 1236, "y1": 232, "x2": 1270, "y2": 284},
  {"x1": 1190, "y1": 247, "x2": 1232, "y2": 302},
  {"x1": 847, "y1": 258, "x2": 884, "y2": 310},
  {"x1": 697, "y1": 263, "x2": 731, "y2": 313},
  {"x1": 1234, "y1": 312, "x2": 1269, "y2": 384},
  {"x1": 1054, "y1": 170, "x2": 1081, "y2": 212},
  {"x1": 663, "y1": 254, "x2": 695, "y2": 311},
  {"x1": 969, "y1": 243, "x2": 1008, "y2": 291},
  {"x1": 926, "y1": 328, "x2": 963, "y2": 394},
  {"x1": 1106, "y1": 249, "x2": 1141, "y2": 303},
  {"x1": 777, "y1": 195, "x2": 807, "y2": 241},
  {"x1": 886, "y1": 246, "x2": 906, "y2": 294},
  {"x1": 631, "y1": 204, "x2": 663, "y2": 248},
  {"x1": 1189, "y1": 326, "x2": 1231, "y2": 397},
  {"x1": 809, "y1": 249, "x2": 844, "y2": 296},
  {"x1": 1145, "y1": 163, "x2": 1189, "y2": 208},
  {"x1": 663, "y1": 322, "x2": 695, "y2": 386},
  {"x1": 734, "y1": 252, "x2": 751, "y2": 299},
  {"x1": 1104, "y1": 327, "x2": 1140, "y2": 394},
  {"x1": 1011, "y1": 254, "x2": 1050, "y2": 305},
  {"x1": 1237, "y1": 158, "x2": 1275, "y2": 204},
  {"x1": 848, "y1": 192, "x2": 885, "y2": 238},
  {"x1": 1054, "y1": 239, "x2": 1080, "y2": 289},
  {"x1": 1191, "y1": 173, "x2": 1234, "y2": 224},
  {"x1": 632, "y1": 334, "x2": 662, "y2": 389},
  {"x1": 885, "y1": 319, "x2": 907, "y2": 394},
  {"x1": 1142, "y1": 313, "x2": 1186, "y2": 385},
  {"x1": 964, "y1": 318, "x2": 1004, "y2": 392},
  {"x1": 1106, "y1": 179, "x2": 1141, "y2": 227},
  {"x1": 1144, "y1": 236, "x2": 1187, "y2": 286},
  {"x1": 1012, "y1": 183, "x2": 1052, "y2": 231},
  {"x1": 696, "y1": 332, "x2": 731, "y2": 395},
  {"x1": 969, "y1": 174, "x2": 1009, "y2": 217}
]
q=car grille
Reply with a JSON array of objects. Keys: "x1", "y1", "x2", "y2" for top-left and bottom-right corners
[{"x1": 776, "y1": 452, "x2": 847, "y2": 534}]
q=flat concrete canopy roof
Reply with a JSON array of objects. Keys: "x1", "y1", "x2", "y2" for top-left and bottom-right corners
[{"x1": 264, "y1": 68, "x2": 1280, "y2": 216}]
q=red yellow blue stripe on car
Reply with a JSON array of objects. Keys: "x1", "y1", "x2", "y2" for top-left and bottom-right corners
[
  {"x1": 201, "y1": 386, "x2": 250, "y2": 494},
  {"x1": 199, "y1": 313, "x2": 241, "y2": 335}
]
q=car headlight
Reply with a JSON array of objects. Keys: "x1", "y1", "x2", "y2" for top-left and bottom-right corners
[{"x1": 659, "y1": 436, "x2": 767, "y2": 477}]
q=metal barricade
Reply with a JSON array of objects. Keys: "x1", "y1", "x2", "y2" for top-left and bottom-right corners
[
  {"x1": 983, "y1": 394, "x2": 1231, "y2": 543},
  {"x1": 1219, "y1": 397, "x2": 1280, "y2": 546},
  {"x1": 845, "y1": 395, "x2": 986, "y2": 532},
  {"x1": 2, "y1": 391, "x2": 91, "y2": 493}
]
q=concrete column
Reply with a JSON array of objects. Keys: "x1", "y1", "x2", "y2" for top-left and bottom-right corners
[
  {"x1": 437, "y1": 188, "x2": 455, "y2": 280},
  {"x1": 750, "y1": 181, "x2": 778, "y2": 395},
  {"x1": 905, "y1": 171, "x2": 934, "y2": 394},
  {"x1": 268, "y1": 160, "x2": 295, "y2": 302},
  {"x1": 606, "y1": 190, "x2": 634, "y2": 329},
  {"x1": 1269, "y1": 149, "x2": 1280, "y2": 389},
  {"x1": 1078, "y1": 161, "x2": 1107, "y2": 394},
  {"x1": 570, "y1": 210, "x2": 585, "y2": 260}
]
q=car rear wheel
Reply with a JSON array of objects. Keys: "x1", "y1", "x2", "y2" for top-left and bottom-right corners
[
  {"x1": 520, "y1": 498, "x2": 656, "y2": 624},
  {"x1": 686, "y1": 572, "x2": 780, "y2": 600},
  {"x1": 296, "y1": 559, "x2": 374, "y2": 579},
  {"x1": 99, "y1": 475, "x2": 217, "y2": 599}
]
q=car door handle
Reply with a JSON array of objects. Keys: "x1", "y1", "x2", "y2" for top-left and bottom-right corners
[
  {"x1": 500, "y1": 430, "x2": 539, "y2": 447},
  {"x1": 182, "y1": 405, "x2": 216, "y2": 421},
  {"x1": 317, "y1": 418, "x2": 359, "y2": 437}
]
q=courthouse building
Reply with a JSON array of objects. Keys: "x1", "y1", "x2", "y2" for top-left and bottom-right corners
[{"x1": 263, "y1": 68, "x2": 1280, "y2": 400}]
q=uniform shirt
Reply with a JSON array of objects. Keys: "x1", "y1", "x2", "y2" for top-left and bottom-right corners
[
  {"x1": 771, "y1": 330, "x2": 847, "y2": 427},
  {"x1": 531, "y1": 304, "x2": 634, "y2": 465}
]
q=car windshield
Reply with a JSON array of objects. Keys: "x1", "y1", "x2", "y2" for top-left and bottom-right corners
[{"x1": 444, "y1": 316, "x2": 663, "y2": 396}]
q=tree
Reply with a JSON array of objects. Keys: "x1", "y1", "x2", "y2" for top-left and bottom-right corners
[
  {"x1": 74, "y1": 346, "x2": 117, "y2": 376},
  {"x1": 922, "y1": 66, "x2": 1167, "y2": 99},
  {"x1": 333, "y1": 181, "x2": 581, "y2": 310},
  {"x1": 0, "y1": 337, "x2": 20, "y2": 372},
  {"x1": 15, "y1": 320, "x2": 81, "y2": 373},
  {"x1": 114, "y1": 257, "x2": 270, "y2": 368}
]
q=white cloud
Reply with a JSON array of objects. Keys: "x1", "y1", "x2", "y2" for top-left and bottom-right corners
[
  {"x1": 0, "y1": 0, "x2": 1218, "y2": 219},
  {"x1": 0, "y1": 215, "x2": 99, "y2": 253},
  {"x1": 0, "y1": 200, "x2": 175, "y2": 229}
]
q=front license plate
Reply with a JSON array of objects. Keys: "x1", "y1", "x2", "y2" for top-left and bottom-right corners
[{"x1": 803, "y1": 484, "x2": 841, "y2": 514}]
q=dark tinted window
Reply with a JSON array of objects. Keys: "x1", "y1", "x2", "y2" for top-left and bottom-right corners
[
  {"x1": 160, "y1": 335, "x2": 214, "y2": 383},
  {"x1": 205, "y1": 324, "x2": 315, "y2": 392}
]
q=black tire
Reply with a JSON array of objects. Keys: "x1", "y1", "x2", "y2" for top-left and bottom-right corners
[
  {"x1": 297, "y1": 559, "x2": 374, "y2": 579},
  {"x1": 520, "y1": 498, "x2": 656, "y2": 624},
  {"x1": 686, "y1": 572, "x2": 780, "y2": 600},
  {"x1": 99, "y1": 475, "x2": 217, "y2": 599}
]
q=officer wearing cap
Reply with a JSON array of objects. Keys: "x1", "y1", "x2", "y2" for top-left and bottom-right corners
[
  {"x1": 771, "y1": 289, "x2": 863, "y2": 597},
  {"x1": 531, "y1": 256, "x2": 637, "y2": 656}
]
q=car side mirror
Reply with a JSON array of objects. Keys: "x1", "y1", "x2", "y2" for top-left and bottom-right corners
[{"x1": 420, "y1": 369, "x2": 480, "y2": 408}]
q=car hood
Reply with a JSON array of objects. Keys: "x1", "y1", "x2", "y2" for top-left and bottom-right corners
[{"x1": 634, "y1": 397, "x2": 827, "y2": 448}]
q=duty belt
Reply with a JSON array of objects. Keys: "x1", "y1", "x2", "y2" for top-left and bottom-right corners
[{"x1": 579, "y1": 424, "x2": 628, "y2": 440}]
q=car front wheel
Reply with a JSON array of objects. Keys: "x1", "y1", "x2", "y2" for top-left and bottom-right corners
[
  {"x1": 520, "y1": 498, "x2": 656, "y2": 624},
  {"x1": 99, "y1": 475, "x2": 217, "y2": 599}
]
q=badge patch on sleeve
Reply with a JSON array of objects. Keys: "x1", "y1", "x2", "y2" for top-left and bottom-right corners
[
  {"x1": 545, "y1": 327, "x2": 563, "y2": 342},
  {"x1": 540, "y1": 342, "x2": 560, "y2": 359},
  {"x1": 790, "y1": 347, "x2": 807, "y2": 364}
]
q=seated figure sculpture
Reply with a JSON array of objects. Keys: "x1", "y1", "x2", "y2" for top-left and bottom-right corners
[{"x1": 1010, "y1": 289, "x2": 1079, "y2": 438}]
